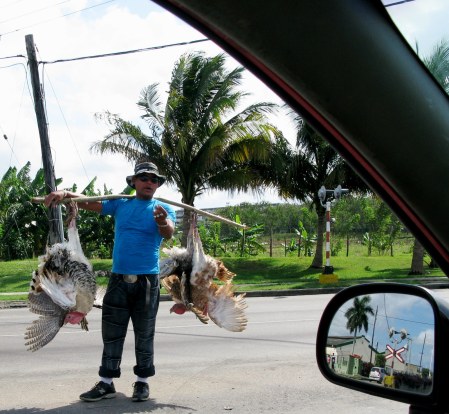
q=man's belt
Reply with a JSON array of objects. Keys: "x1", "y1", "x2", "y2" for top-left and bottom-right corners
[
  {"x1": 122, "y1": 274, "x2": 138, "y2": 283},
  {"x1": 113, "y1": 273, "x2": 156, "y2": 283},
  {"x1": 112, "y1": 273, "x2": 139, "y2": 283}
]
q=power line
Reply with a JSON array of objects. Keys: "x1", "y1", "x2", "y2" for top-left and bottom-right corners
[
  {"x1": 0, "y1": 0, "x2": 115, "y2": 38},
  {"x1": 0, "y1": 39, "x2": 210, "y2": 65},
  {"x1": 0, "y1": 54, "x2": 26, "y2": 61},
  {"x1": 384, "y1": 0, "x2": 416, "y2": 7},
  {"x1": 41, "y1": 62, "x2": 91, "y2": 183},
  {"x1": 1, "y1": 61, "x2": 34, "y2": 167},
  {"x1": 40, "y1": 38, "x2": 209, "y2": 65},
  {"x1": 0, "y1": 0, "x2": 74, "y2": 25},
  {"x1": 0, "y1": 61, "x2": 25, "y2": 69},
  {"x1": 0, "y1": 0, "x2": 29, "y2": 10}
]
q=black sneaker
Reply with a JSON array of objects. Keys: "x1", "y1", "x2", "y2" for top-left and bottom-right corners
[
  {"x1": 132, "y1": 381, "x2": 149, "y2": 402},
  {"x1": 79, "y1": 381, "x2": 116, "y2": 402}
]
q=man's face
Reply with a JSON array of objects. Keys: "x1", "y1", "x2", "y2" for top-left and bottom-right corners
[{"x1": 133, "y1": 174, "x2": 160, "y2": 199}]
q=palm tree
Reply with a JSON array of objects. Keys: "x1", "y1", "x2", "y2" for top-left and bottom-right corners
[
  {"x1": 421, "y1": 39, "x2": 449, "y2": 94},
  {"x1": 267, "y1": 116, "x2": 366, "y2": 268},
  {"x1": 410, "y1": 39, "x2": 449, "y2": 274},
  {"x1": 345, "y1": 295, "x2": 375, "y2": 355},
  {"x1": 91, "y1": 52, "x2": 279, "y2": 245}
]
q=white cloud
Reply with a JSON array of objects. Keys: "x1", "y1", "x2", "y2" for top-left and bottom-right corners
[{"x1": 1, "y1": 0, "x2": 448, "y2": 209}]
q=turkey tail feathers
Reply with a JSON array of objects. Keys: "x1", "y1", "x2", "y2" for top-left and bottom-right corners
[
  {"x1": 26, "y1": 290, "x2": 67, "y2": 351},
  {"x1": 24, "y1": 311, "x2": 66, "y2": 352},
  {"x1": 208, "y1": 284, "x2": 248, "y2": 332}
]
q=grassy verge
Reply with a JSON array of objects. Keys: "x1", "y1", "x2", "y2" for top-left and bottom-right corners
[
  {"x1": 223, "y1": 254, "x2": 446, "y2": 289},
  {"x1": 0, "y1": 253, "x2": 446, "y2": 301}
]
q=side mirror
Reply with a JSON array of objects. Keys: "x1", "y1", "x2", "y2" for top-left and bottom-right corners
[{"x1": 316, "y1": 283, "x2": 449, "y2": 413}]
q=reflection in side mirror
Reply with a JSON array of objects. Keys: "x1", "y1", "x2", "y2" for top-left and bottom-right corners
[{"x1": 325, "y1": 292, "x2": 434, "y2": 395}]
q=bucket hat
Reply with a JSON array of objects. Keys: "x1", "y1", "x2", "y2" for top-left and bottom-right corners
[{"x1": 126, "y1": 161, "x2": 166, "y2": 188}]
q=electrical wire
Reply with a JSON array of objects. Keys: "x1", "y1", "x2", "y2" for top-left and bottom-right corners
[
  {"x1": 0, "y1": 61, "x2": 26, "y2": 69},
  {"x1": 0, "y1": 39, "x2": 210, "y2": 66},
  {"x1": 41, "y1": 62, "x2": 91, "y2": 183},
  {"x1": 0, "y1": 0, "x2": 115, "y2": 38},
  {"x1": 9, "y1": 74, "x2": 28, "y2": 166},
  {"x1": 0, "y1": 0, "x2": 29, "y2": 10},
  {"x1": 41, "y1": 38, "x2": 210, "y2": 64},
  {"x1": 0, "y1": 55, "x2": 26, "y2": 61},
  {"x1": 0, "y1": 0, "x2": 74, "y2": 25},
  {"x1": 383, "y1": 293, "x2": 391, "y2": 332},
  {"x1": 384, "y1": 0, "x2": 416, "y2": 7},
  {"x1": 1, "y1": 62, "x2": 33, "y2": 167}
]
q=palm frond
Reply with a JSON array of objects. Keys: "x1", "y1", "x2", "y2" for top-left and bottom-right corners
[
  {"x1": 422, "y1": 39, "x2": 449, "y2": 94},
  {"x1": 138, "y1": 83, "x2": 165, "y2": 132}
]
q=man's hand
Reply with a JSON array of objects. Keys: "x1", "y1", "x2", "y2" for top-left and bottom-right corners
[
  {"x1": 153, "y1": 205, "x2": 174, "y2": 238},
  {"x1": 44, "y1": 190, "x2": 67, "y2": 208}
]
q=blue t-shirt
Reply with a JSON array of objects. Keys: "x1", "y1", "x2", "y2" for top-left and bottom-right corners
[{"x1": 101, "y1": 198, "x2": 176, "y2": 274}]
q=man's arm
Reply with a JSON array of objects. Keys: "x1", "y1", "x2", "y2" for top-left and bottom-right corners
[{"x1": 44, "y1": 190, "x2": 102, "y2": 213}]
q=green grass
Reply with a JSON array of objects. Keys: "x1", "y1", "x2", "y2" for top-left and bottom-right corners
[
  {"x1": 0, "y1": 252, "x2": 446, "y2": 301},
  {"x1": 222, "y1": 254, "x2": 446, "y2": 290}
]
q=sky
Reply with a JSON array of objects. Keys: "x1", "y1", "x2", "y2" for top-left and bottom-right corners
[{"x1": 1, "y1": 0, "x2": 448, "y2": 209}]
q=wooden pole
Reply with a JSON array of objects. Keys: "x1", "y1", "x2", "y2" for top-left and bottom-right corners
[
  {"x1": 31, "y1": 194, "x2": 248, "y2": 229},
  {"x1": 26, "y1": 34, "x2": 64, "y2": 244}
]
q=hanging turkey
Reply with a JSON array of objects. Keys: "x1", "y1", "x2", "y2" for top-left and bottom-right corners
[
  {"x1": 25, "y1": 203, "x2": 103, "y2": 352},
  {"x1": 160, "y1": 213, "x2": 247, "y2": 332}
]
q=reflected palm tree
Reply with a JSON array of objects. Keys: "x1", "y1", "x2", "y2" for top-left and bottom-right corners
[{"x1": 345, "y1": 295, "x2": 374, "y2": 355}]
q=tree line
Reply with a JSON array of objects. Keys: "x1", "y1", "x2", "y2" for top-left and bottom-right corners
[{"x1": 0, "y1": 164, "x2": 416, "y2": 261}]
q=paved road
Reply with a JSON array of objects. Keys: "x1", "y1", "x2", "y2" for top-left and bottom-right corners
[{"x1": 2, "y1": 291, "x2": 447, "y2": 414}]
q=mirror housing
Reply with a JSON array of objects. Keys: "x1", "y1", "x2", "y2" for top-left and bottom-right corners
[{"x1": 316, "y1": 283, "x2": 449, "y2": 413}]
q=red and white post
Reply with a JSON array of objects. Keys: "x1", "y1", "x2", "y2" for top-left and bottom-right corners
[
  {"x1": 318, "y1": 185, "x2": 347, "y2": 282},
  {"x1": 323, "y1": 201, "x2": 334, "y2": 275}
]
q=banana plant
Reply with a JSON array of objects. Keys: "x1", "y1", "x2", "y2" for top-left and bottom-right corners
[{"x1": 221, "y1": 214, "x2": 265, "y2": 257}]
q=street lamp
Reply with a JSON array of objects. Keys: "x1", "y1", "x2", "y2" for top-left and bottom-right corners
[{"x1": 318, "y1": 185, "x2": 348, "y2": 283}]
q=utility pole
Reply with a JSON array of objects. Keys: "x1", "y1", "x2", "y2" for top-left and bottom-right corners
[
  {"x1": 419, "y1": 332, "x2": 426, "y2": 372},
  {"x1": 25, "y1": 34, "x2": 64, "y2": 245},
  {"x1": 370, "y1": 305, "x2": 378, "y2": 364}
]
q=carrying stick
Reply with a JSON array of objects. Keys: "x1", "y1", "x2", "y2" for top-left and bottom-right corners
[{"x1": 31, "y1": 195, "x2": 247, "y2": 229}]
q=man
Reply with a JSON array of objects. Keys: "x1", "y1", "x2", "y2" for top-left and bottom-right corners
[{"x1": 44, "y1": 161, "x2": 176, "y2": 403}]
